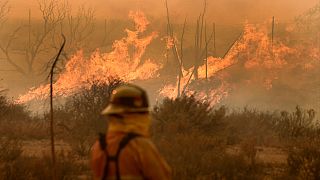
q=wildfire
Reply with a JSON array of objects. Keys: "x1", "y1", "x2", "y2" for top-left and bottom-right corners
[
  {"x1": 17, "y1": 12, "x2": 319, "y2": 107},
  {"x1": 17, "y1": 10, "x2": 159, "y2": 103},
  {"x1": 159, "y1": 20, "x2": 314, "y2": 103}
]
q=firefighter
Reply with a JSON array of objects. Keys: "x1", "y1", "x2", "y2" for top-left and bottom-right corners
[{"x1": 91, "y1": 84, "x2": 171, "y2": 180}]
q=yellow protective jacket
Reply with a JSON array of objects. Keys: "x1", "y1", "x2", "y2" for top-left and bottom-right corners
[{"x1": 91, "y1": 113, "x2": 171, "y2": 180}]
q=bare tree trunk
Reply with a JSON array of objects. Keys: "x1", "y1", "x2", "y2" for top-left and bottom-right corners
[
  {"x1": 182, "y1": 25, "x2": 215, "y2": 95},
  {"x1": 271, "y1": 16, "x2": 275, "y2": 54},
  {"x1": 28, "y1": 9, "x2": 31, "y2": 53},
  {"x1": 213, "y1": 22, "x2": 216, "y2": 57},
  {"x1": 165, "y1": 0, "x2": 185, "y2": 97},
  {"x1": 49, "y1": 34, "x2": 66, "y2": 180},
  {"x1": 194, "y1": 0, "x2": 207, "y2": 80},
  {"x1": 177, "y1": 19, "x2": 187, "y2": 97},
  {"x1": 222, "y1": 33, "x2": 243, "y2": 59},
  {"x1": 205, "y1": 22, "x2": 208, "y2": 80}
]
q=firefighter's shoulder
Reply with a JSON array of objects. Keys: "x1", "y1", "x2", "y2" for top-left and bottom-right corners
[{"x1": 129, "y1": 137, "x2": 172, "y2": 180}]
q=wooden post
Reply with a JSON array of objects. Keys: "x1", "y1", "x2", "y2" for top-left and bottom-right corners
[
  {"x1": 177, "y1": 18, "x2": 187, "y2": 97},
  {"x1": 194, "y1": 0, "x2": 207, "y2": 80},
  {"x1": 28, "y1": 9, "x2": 31, "y2": 52},
  {"x1": 319, "y1": 32, "x2": 320, "y2": 111},
  {"x1": 104, "y1": 19, "x2": 107, "y2": 43},
  {"x1": 271, "y1": 16, "x2": 275, "y2": 50},
  {"x1": 194, "y1": 17, "x2": 200, "y2": 80},
  {"x1": 205, "y1": 22, "x2": 208, "y2": 80},
  {"x1": 213, "y1": 23, "x2": 216, "y2": 57}
]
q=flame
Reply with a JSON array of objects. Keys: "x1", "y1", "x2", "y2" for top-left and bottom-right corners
[
  {"x1": 164, "y1": 36, "x2": 175, "y2": 50},
  {"x1": 159, "y1": 21, "x2": 313, "y2": 103},
  {"x1": 17, "y1": 10, "x2": 159, "y2": 103},
  {"x1": 17, "y1": 13, "x2": 319, "y2": 106}
]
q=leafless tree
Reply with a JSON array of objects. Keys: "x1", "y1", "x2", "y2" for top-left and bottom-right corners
[
  {"x1": 165, "y1": 0, "x2": 186, "y2": 97},
  {"x1": 0, "y1": 0, "x2": 9, "y2": 28},
  {"x1": 193, "y1": 0, "x2": 207, "y2": 80},
  {"x1": 165, "y1": 0, "x2": 215, "y2": 96},
  {"x1": 49, "y1": 4, "x2": 95, "y2": 70},
  {"x1": 67, "y1": 5, "x2": 94, "y2": 51},
  {"x1": 0, "y1": 0, "x2": 67, "y2": 76},
  {"x1": 100, "y1": 18, "x2": 115, "y2": 48},
  {"x1": 295, "y1": 2, "x2": 320, "y2": 33}
]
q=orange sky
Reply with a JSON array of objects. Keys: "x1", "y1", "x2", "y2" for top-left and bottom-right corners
[{"x1": 8, "y1": 0, "x2": 320, "y2": 23}]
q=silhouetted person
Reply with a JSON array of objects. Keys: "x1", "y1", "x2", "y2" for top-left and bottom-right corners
[{"x1": 91, "y1": 84, "x2": 171, "y2": 180}]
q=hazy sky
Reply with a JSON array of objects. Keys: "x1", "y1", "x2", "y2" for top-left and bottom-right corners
[{"x1": 8, "y1": 0, "x2": 320, "y2": 23}]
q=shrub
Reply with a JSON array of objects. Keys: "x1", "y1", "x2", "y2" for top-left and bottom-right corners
[
  {"x1": 152, "y1": 95, "x2": 225, "y2": 135},
  {"x1": 287, "y1": 141, "x2": 320, "y2": 179},
  {"x1": 0, "y1": 94, "x2": 9, "y2": 117},
  {"x1": 0, "y1": 91, "x2": 38, "y2": 139},
  {"x1": 0, "y1": 138, "x2": 23, "y2": 162},
  {"x1": 274, "y1": 106, "x2": 318, "y2": 140},
  {"x1": 0, "y1": 93, "x2": 31, "y2": 122},
  {"x1": 152, "y1": 95, "x2": 263, "y2": 179},
  {"x1": 1, "y1": 151, "x2": 86, "y2": 179},
  {"x1": 54, "y1": 79, "x2": 123, "y2": 157},
  {"x1": 224, "y1": 108, "x2": 278, "y2": 146}
]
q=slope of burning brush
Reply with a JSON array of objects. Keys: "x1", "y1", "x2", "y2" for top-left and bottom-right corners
[
  {"x1": 159, "y1": 21, "x2": 319, "y2": 107},
  {"x1": 17, "y1": 11, "x2": 319, "y2": 109},
  {"x1": 17, "y1": 11, "x2": 160, "y2": 104}
]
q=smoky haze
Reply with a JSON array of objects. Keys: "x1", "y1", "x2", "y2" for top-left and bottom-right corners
[
  {"x1": 9, "y1": 0, "x2": 319, "y2": 23},
  {"x1": 0, "y1": 0, "x2": 319, "y2": 114}
]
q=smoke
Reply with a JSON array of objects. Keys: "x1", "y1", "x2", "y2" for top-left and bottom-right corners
[
  {"x1": 8, "y1": 0, "x2": 320, "y2": 23},
  {"x1": 98, "y1": 0, "x2": 319, "y2": 23},
  {"x1": 1, "y1": 0, "x2": 319, "y2": 113}
]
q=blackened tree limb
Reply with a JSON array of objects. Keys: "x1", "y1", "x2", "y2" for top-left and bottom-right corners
[{"x1": 49, "y1": 34, "x2": 66, "y2": 180}]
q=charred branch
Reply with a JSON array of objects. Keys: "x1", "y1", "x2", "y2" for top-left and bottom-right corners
[
  {"x1": 49, "y1": 34, "x2": 66, "y2": 180},
  {"x1": 165, "y1": 0, "x2": 186, "y2": 97}
]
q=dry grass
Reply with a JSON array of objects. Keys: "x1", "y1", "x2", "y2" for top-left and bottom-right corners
[{"x1": 1, "y1": 89, "x2": 320, "y2": 179}]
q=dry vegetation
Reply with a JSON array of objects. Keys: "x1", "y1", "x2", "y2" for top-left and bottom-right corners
[
  {"x1": 0, "y1": 1, "x2": 319, "y2": 179},
  {"x1": 1, "y1": 81, "x2": 320, "y2": 179}
]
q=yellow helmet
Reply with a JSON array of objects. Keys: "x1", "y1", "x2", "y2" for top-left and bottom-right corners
[{"x1": 101, "y1": 84, "x2": 149, "y2": 115}]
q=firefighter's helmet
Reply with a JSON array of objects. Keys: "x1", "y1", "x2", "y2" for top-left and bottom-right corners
[{"x1": 101, "y1": 84, "x2": 149, "y2": 115}]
